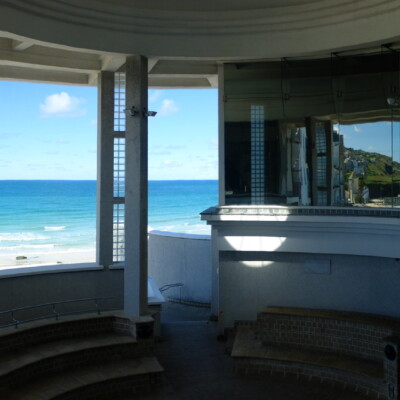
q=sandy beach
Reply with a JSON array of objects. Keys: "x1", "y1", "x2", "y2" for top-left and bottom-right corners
[{"x1": 0, "y1": 248, "x2": 96, "y2": 268}]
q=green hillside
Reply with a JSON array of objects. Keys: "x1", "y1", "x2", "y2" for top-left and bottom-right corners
[{"x1": 345, "y1": 148, "x2": 400, "y2": 185}]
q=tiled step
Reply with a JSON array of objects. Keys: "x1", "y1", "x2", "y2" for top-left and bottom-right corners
[
  {"x1": 0, "y1": 312, "x2": 153, "y2": 355},
  {"x1": 232, "y1": 325, "x2": 383, "y2": 392},
  {"x1": 0, "y1": 356, "x2": 163, "y2": 400},
  {"x1": 0, "y1": 333, "x2": 152, "y2": 387}
]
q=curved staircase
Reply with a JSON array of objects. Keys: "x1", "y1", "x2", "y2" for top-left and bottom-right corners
[{"x1": 0, "y1": 312, "x2": 163, "y2": 399}]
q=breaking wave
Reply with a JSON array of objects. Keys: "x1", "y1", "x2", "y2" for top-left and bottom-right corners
[
  {"x1": 44, "y1": 226, "x2": 66, "y2": 231},
  {"x1": 0, "y1": 233, "x2": 49, "y2": 242}
]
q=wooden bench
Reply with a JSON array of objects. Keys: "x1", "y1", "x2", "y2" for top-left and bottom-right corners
[{"x1": 231, "y1": 307, "x2": 400, "y2": 399}]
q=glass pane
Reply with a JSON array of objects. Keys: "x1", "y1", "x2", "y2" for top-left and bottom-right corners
[
  {"x1": 113, "y1": 137, "x2": 125, "y2": 198},
  {"x1": 393, "y1": 111, "x2": 400, "y2": 206},
  {"x1": 113, "y1": 203, "x2": 125, "y2": 263},
  {"x1": 224, "y1": 51, "x2": 399, "y2": 208},
  {"x1": 338, "y1": 121, "x2": 392, "y2": 206},
  {"x1": 114, "y1": 72, "x2": 126, "y2": 132}
]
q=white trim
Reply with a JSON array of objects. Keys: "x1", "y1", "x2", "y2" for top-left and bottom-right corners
[
  {"x1": 148, "y1": 230, "x2": 210, "y2": 241},
  {"x1": 0, "y1": 262, "x2": 103, "y2": 279}
]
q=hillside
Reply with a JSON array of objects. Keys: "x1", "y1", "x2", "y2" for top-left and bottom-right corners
[{"x1": 345, "y1": 148, "x2": 400, "y2": 185}]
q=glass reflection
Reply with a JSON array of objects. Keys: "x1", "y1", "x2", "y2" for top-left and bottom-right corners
[
  {"x1": 340, "y1": 121, "x2": 394, "y2": 206},
  {"x1": 393, "y1": 112, "x2": 400, "y2": 206},
  {"x1": 224, "y1": 52, "x2": 400, "y2": 208}
]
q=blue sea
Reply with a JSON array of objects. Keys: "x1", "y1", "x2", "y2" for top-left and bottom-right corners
[{"x1": 0, "y1": 180, "x2": 218, "y2": 266}]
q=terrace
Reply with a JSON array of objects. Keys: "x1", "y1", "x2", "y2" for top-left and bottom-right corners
[{"x1": 1, "y1": 1, "x2": 400, "y2": 398}]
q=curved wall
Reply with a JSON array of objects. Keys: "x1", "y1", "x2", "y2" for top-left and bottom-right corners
[
  {"x1": 1, "y1": 1, "x2": 400, "y2": 59},
  {"x1": 148, "y1": 231, "x2": 212, "y2": 304},
  {"x1": 0, "y1": 232, "x2": 212, "y2": 322},
  {"x1": 0, "y1": 264, "x2": 123, "y2": 323}
]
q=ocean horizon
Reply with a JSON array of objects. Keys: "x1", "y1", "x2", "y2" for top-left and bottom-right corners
[{"x1": 0, "y1": 179, "x2": 218, "y2": 267}]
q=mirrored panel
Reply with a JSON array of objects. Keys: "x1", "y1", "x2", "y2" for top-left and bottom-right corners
[{"x1": 224, "y1": 52, "x2": 400, "y2": 208}]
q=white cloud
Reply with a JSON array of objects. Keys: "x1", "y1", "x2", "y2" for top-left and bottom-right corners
[
  {"x1": 354, "y1": 125, "x2": 362, "y2": 133},
  {"x1": 161, "y1": 159, "x2": 182, "y2": 168},
  {"x1": 149, "y1": 90, "x2": 163, "y2": 103},
  {"x1": 158, "y1": 99, "x2": 179, "y2": 116},
  {"x1": 40, "y1": 92, "x2": 86, "y2": 118}
]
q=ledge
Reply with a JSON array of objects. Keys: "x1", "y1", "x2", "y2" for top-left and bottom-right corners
[
  {"x1": 202, "y1": 206, "x2": 400, "y2": 258},
  {"x1": 148, "y1": 230, "x2": 210, "y2": 241},
  {"x1": 0, "y1": 262, "x2": 103, "y2": 279},
  {"x1": 201, "y1": 205, "x2": 400, "y2": 219}
]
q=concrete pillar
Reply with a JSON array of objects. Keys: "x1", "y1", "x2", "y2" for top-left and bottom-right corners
[
  {"x1": 96, "y1": 71, "x2": 114, "y2": 267},
  {"x1": 124, "y1": 55, "x2": 148, "y2": 316},
  {"x1": 214, "y1": 64, "x2": 223, "y2": 327},
  {"x1": 211, "y1": 225, "x2": 220, "y2": 319},
  {"x1": 218, "y1": 63, "x2": 225, "y2": 206}
]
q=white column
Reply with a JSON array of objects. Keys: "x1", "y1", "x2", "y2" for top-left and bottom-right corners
[
  {"x1": 124, "y1": 56, "x2": 148, "y2": 316},
  {"x1": 218, "y1": 63, "x2": 225, "y2": 206},
  {"x1": 215, "y1": 64, "x2": 224, "y2": 326},
  {"x1": 96, "y1": 71, "x2": 114, "y2": 267},
  {"x1": 211, "y1": 225, "x2": 220, "y2": 320}
]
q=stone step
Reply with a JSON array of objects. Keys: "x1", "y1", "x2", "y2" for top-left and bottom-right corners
[
  {"x1": 0, "y1": 333, "x2": 150, "y2": 386},
  {"x1": 0, "y1": 356, "x2": 163, "y2": 400},
  {"x1": 232, "y1": 325, "x2": 383, "y2": 380},
  {"x1": 0, "y1": 312, "x2": 153, "y2": 355}
]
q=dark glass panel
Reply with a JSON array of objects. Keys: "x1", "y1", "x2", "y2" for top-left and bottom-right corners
[{"x1": 224, "y1": 51, "x2": 400, "y2": 208}]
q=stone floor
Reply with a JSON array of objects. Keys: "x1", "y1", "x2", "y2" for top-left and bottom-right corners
[{"x1": 135, "y1": 302, "x2": 368, "y2": 400}]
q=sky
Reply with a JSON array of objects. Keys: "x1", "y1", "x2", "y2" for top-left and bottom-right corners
[
  {"x1": 0, "y1": 80, "x2": 399, "y2": 181},
  {"x1": 337, "y1": 122, "x2": 400, "y2": 162},
  {"x1": 0, "y1": 81, "x2": 218, "y2": 180}
]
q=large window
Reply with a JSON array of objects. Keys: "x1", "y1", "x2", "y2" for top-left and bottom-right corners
[{"x1": 224, "y1": 52, "x2": 400, "y2": 207}]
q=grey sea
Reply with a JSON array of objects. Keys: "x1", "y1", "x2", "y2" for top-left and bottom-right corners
[{"x1": 0, "y1": 180, "x2": 218, "y2": 266}]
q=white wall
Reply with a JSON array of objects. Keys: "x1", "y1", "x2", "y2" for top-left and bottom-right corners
[
  {"x1": 219, "y1": 253, "x2": 400, "y2": 328},
  {"x1": 0, "y1": 231, "x2": 213, "y2": 323},
  {"x1": 0, "y1": 264, "x2": 123, "y2": 324},
  {"x1": 148, "y1": 231, "x2": 212, "y2": 303},
  {"x1": 202, "y1": 208, "x2": 400, "y2": 329}
]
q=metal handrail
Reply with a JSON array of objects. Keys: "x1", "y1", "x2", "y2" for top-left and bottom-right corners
[
  {"x1": 0, "y1": 296, "x2": 120, "y2": 329},
  {"x1": 159, "y1": 283, "x2": 184, "y2": 293},
  {"x1": 159, "y1": 283, "x2": 184, "y2": 302}
]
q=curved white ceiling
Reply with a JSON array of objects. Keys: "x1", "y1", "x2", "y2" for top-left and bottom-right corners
[{"x1": 1, "y1": 0, "x2": 400, "y2": 59}]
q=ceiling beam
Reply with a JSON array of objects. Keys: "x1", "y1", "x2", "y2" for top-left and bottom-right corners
[
  {"x1": 0, "y1": 65, "x2": 89, "y2": 85},
  {"x1": 100, "y1": 55, "x2": 126, "y2": 72},
  {"x1": 207, "y1": 76, "x2": 218, "y2": 88},
  {"x1": 148, "y1": 58, "x2": 159, "y2": 73},
  {"x1": 149, "y1": 60, "x2": 217, "y2": 76},
  {"x1": 148, "y1": 76, "x2": 214, "y2": 88},
  {"x1": 12, "y1": 39, "x2": 34, "y2": 51},
  {"x1": 0, "y1": 33, "x2": 220, "y2": 88},
  {"x1": 0, "y1": 47, "x2": 101, "y2": 72},
  {"x1": 88, "y1": 72, "x2": 98, "y2": 86}
]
